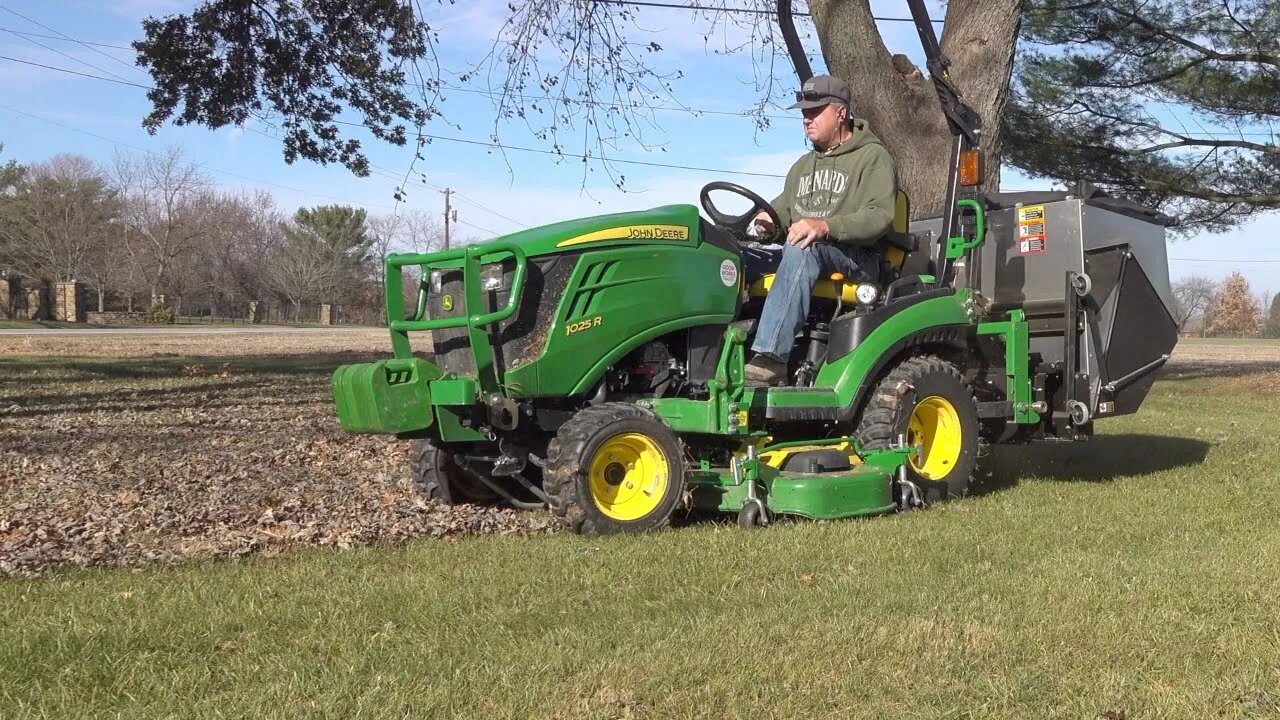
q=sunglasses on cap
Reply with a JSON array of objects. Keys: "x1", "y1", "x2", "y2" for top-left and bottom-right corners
[{"x1": 795, "y1": 90, "x2": 840, "y2": 103}]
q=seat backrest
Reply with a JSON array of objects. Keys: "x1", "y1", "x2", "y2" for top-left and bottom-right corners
[{"x1": 882, "y1": 190, "x2": 910, "y2": 272}]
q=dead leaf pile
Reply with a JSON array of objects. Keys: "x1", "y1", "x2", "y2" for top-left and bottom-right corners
[{"x1": 0, "y1": 356, "x2": 556, "y2": 578}]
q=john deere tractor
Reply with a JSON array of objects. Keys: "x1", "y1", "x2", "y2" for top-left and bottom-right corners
[{"x1": 331, "y1": 0, "x2": 1178, "y2": 533}]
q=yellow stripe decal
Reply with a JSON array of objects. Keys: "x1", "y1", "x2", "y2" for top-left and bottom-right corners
[{"x1": 556, "y1": 224, "x2": 690, "y2": 247}]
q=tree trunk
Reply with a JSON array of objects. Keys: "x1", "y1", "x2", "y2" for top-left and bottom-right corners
[
  {"x1": 810, "y1": 0, "x2": 1024, "y2": 219},
  {"x1": 98, "y1": 288, "x2": 105, "y2": 313}
]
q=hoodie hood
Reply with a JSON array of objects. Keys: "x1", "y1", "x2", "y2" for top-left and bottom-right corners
[{"x1": 822, "y1": 118, "x2": 882, "y2": 156}]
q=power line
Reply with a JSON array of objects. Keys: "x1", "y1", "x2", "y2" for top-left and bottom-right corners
[
  {"x1": 0, "y1": 54, "x2": 153, "y2": 89},
  {"x1": 0, "y1": 4, "x2": 141, "y2": 75},
  {"x1": 369, "y1": 162, "x2": 530, "y2": 228},
  {"x1": 10, "y1": 31, "x2": 1274, "y2": 187},
  {"x1": 333, "y1": 121, "x2": 786, "y2": 178},
  {"x1": 0, "y1": 27, "x2": 131, "y2": 51},
  {"x1": 441, "y1": 82, "x2": 795, "y2": 122},
  {"x1": 412, "y1": 132, "x2": 786, "y2": 178},
  {"x1": 0, "y1": 27, "x2": 134, "y2": 84},
  {"x1": 236, "y1": 128, "x2": 519, "y2": 228},
  {"x1": 0, "y1": 102, "x2": 404, "y2": 212},
  {"x1": 11, "y1": 28, "x2": 1278, "y2": 140},
  {"x1": 455, "y1": 218, "x2": 500, "y2": 237},
  {"x1": 586, "y1": 0, "x2": 942, "y2": 23},
  {"x1": 450, "y1": 193, "x2": 531, "y2": 229}
]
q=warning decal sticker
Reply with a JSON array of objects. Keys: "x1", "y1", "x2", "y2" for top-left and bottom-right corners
[{"x1": 1017, "y1": 204, "x2": 1047, "y2": 255}]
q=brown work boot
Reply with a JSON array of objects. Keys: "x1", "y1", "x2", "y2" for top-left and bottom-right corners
[{"x1": 744, "y1": 355, "x2": 788, "y2": 387}]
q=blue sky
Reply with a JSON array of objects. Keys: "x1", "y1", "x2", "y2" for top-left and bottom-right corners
[{"x1": 0, "y1": 0, "x2": 1276, "y2": 301}]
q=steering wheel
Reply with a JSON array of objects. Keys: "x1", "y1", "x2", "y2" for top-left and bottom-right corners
[{"x1": 699, "y1": 181, "x2": 783, "y2": 244}]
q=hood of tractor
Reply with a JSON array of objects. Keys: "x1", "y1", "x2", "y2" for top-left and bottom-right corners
[{"x1": 488, "y1": 203, "x2": 704, "y2": 258}]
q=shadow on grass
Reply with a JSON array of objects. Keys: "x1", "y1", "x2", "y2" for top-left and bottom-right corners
[{"x1": 974, "y1": 433, "x2": 1212, "y2": 496}]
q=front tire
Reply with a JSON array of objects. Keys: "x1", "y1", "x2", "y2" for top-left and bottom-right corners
[
  {"x1": 544, "y1": 403, "x2": 686, "y2": 535},
  {"x1": 855, "y1": 355, "x2": 979, "y2": 503},
  {"x1": 410, "y1": 439, "x2": 498, "y2": 505}
]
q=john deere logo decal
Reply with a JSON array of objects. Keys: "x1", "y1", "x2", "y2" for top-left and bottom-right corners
[
  {"x1": 441, "y1": 294, "x2": 454, "y2": 311},
  {"x1": 556, "y1": 224, "x2": 690, "y2": 247}
]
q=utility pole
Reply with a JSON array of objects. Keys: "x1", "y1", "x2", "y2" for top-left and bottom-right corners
[{"x1": 441, "y1": 187, "x2": 455, "y2": 250}]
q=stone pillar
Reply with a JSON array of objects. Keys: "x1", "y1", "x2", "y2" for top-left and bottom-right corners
[
  {"x1": 54, "y1": 281, "x2": 84, "y2": 322},
  {"x1": 0, "y1": 277, "x2": 12, "y2": 319},
  {"x1": 26, "y1": 283, "x2": 48, "y2": 321},
  {"x1": 319, "y1": 303, "x2": 333, "y2": 326}
]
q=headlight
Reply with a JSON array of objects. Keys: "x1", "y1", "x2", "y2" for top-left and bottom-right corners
[
  {"x1": 429, "y1": 269, "x2": 443, "y2": 293},
  {"x1": 855, "y1": 283, "x2": 878, "y2": 305},
  {"x1": 480, "y1": 264, "x2": 508, "y2": 292}
]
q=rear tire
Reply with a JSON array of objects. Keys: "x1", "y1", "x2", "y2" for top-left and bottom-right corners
[
  {"x1": 544, "y1": 403, "x2": 686, "y2": 535},
  {"x1": 855, "y1": 355, "x2": 979, "y2": 503},
  {"x1": 410, "y1": 439, "x2": 498, "y2": 505}
]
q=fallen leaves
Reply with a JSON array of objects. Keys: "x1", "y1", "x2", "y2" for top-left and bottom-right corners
[{"x1": 1, "y1": 355, "x2": 556, "y2": 578}]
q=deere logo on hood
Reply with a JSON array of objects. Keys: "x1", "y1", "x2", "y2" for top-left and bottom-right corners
[{"x1": 441, "y1": 294, "x2": 454, "y2": 311}]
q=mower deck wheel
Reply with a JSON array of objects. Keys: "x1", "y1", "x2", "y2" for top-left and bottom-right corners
[{"x1": 737, "y1": 501, "x2": 768, "y2": 529}]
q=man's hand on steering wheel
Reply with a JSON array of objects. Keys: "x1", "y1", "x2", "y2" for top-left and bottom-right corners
[
  {"x1": 700, "y1": 181, "x2": 783, "y2": 244},
  {"x1": 752, "y1": 211, "x2": 776, "y2": 238}
]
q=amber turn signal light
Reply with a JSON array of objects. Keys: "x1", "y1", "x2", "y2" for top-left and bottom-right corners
[{"x1": 958, "y1": 149, "x2": 983, "y2": 187}]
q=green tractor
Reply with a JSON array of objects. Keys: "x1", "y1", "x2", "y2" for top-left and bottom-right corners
[{"x1": 331, "y1": 0, "x2": 1179, "y2": 533}]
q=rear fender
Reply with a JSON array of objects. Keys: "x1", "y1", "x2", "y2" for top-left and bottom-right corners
[{"x1": 813, "y1": 294, "x2": 972, "y2": 421}]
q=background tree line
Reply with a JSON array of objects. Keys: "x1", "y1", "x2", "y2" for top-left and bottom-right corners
[
  {"x1": 1172, "y1": 273, "x2": 1278, "y2": 339},
  {"x1": 0, "y1": 144, "x2": 446, "y2": 324}
]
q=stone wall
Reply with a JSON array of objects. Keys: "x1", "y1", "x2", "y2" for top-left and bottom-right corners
[{"x1": 86, "y1": 311, "x2": 147, "y2": 326}]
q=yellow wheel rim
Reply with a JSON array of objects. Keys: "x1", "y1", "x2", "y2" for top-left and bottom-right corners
[
  {"x1": 908, "y1": 395, "x2": 963, "y2": 480},
  {"x1": 587, "y1": 433, "x2": 669, "y2": 521}
]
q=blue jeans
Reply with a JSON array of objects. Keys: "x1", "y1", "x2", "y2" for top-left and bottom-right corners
[{"x1": 744, "y1": 242, "x2": 882, "y2": 361}]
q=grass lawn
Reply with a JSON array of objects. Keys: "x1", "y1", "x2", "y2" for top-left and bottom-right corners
[
  {"x1": 3, "y1": 369, "x2": 1279, "y2": 718},
  {"x1": 0, "y1": 319, "x2": 85, "y2": 330}
]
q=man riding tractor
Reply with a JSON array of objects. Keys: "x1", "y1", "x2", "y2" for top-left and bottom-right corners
[{"x1": 742, "y1": 74, "x2": 898, "y2": 387}]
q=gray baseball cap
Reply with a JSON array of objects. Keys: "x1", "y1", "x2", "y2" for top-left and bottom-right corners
[{"x1": 788, "y1": 74, "x2": 851, "y2": 110}]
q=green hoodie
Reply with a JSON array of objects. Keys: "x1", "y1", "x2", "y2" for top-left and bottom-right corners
[{"x1": 771, "y1": 118, "x2": 897, "y2": 247}]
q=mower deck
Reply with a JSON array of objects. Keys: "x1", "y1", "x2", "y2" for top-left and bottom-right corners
[{"x1": 689, "y1": 463, "x2": 897, "y2": 521}]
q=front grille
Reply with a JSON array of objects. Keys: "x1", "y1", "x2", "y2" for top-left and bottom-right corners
[{"x1": 427, "y1": 255, "x2": 574, "y2": 377}]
